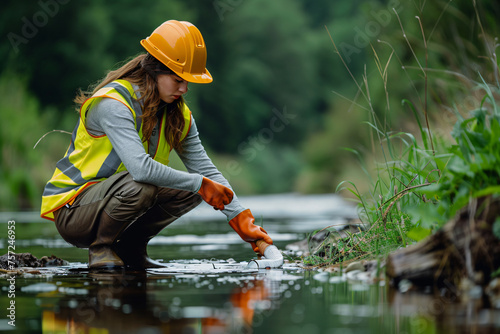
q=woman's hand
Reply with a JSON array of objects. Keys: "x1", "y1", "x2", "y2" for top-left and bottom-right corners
[
  {"x1": 197, "y1": 177, "x2": 234, "y2": 210},
  {"x1": 229, "y1": 209, "x2": 273, "y2": 252}
]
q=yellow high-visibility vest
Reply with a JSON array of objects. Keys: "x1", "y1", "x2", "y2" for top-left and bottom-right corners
[{"x1": 41, "y1": 79, "x2": 192, "y2": 221}]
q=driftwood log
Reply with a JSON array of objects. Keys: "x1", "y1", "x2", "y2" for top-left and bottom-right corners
[{"x1": 386, "y1": 196, "x2": 500, "y2": 288}]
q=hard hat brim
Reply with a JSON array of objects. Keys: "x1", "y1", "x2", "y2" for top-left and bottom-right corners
[
  {"x1": 140, "y1": 39, "x2": 213, "y2": 84},
  {"x1": 174, "y1": 68, "x2": 213, "y2": 84}
]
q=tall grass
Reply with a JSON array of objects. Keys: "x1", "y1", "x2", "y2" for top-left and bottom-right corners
[{"x1": 303, "y1": 1, "x2": 500, "y2": 266}]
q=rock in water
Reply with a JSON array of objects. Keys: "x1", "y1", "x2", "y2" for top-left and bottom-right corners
[{"x1": 0, "y1": 253, "x2": 68, "y2": 269}]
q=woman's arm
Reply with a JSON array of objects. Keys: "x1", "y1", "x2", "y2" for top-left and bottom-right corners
[
  {"x1": 86, "y1": 97, "x2": 203, "y2": 192},
  {"x1": 176, "y1": 117, "x2": 246, "y2": 220}
]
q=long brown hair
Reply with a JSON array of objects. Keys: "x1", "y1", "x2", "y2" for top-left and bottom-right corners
[{"x1": 74, "y1": 53, "x2": 186, "y2": 152}]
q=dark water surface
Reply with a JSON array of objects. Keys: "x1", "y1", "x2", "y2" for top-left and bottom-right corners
[{"x1": 1, "y1": 195, "x2": 500, "y2": 333}]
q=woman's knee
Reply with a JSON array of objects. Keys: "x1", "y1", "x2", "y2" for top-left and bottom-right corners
[
  {"x1": 156, "y1": 189, "x2": 203, "y2": 217},
  {"x1": 106, "y1": 181, "x2": 159, "y2": 219},
  {"x1": 123, "y1": 181, "x2": 158, "y2": 206}
]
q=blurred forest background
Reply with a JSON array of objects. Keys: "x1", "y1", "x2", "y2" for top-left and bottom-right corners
[{"x1": 1, "y1": 0, "x2": 499, "y2": 211}]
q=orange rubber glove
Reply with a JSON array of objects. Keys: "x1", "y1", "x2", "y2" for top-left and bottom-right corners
[
  {"x1": 228, "y1": 209, "x2": 273, "y2": 253},
  {"x1": 197, "y1": 177, "x2": 234, "y2": 210}
]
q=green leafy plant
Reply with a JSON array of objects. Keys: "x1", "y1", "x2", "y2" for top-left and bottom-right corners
[{"x1": 415, "y1": 91, "x2": 500, "y2": 229}]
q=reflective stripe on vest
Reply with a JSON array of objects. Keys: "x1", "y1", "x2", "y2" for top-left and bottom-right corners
[{"x1": 41, "y1": 79, "x2": 192, "y2": 221}]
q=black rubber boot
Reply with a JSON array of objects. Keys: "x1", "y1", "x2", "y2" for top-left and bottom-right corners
[
  {"x1": 115, "y1": 241, "x2": 168, "y2": 269},
  {"x1": 114, "y1": 188, "x2": 203, "y2": 269},
  {"x1": 88, "y1": 211, "x2": 130, "y2": 269},
  {"x1": 114, "y1": 214, "x2": 177, "y2": 270}
]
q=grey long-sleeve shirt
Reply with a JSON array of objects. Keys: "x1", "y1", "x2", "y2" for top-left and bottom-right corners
[{"x1": 85, "y1": 97, "x2": 246, "y2": 221}]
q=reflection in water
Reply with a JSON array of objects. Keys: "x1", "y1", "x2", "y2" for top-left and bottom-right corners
[
  {"x1": 5, "y1": 215, "x2": 500, "y2": 333},
  {"x1": 5, "y1": 264, "x2": 500, "y2": 333},
  {"x1": 41, "y1": 269, "x2": 283, "y2": 333},
  {"x1": 388, "y1": 287, "x2": 500, "y2": 334},
  {"x1": 43, "y1": 270, "x2": 153, "y2": 333},
  {"x1": 232, "y1": 281, "x2": 270, "y2": 327}
]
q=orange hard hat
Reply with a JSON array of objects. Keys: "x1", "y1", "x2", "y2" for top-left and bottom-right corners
[{"x1": 141, "y1": 20, "x2": 213, "y2": 84}]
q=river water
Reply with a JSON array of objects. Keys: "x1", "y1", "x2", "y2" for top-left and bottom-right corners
[{"x1": 1, "y1": 194, "x2": 499, "y2": 333}]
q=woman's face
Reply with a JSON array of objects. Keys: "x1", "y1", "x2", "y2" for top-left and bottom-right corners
[{"x1": 157, "y1": 74, "x2": 188, "y2": 103}]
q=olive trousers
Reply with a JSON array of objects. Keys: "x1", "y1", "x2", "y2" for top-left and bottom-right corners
[{"x1": 54, "y1": 171, "x2": 203, "y2": 250}]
